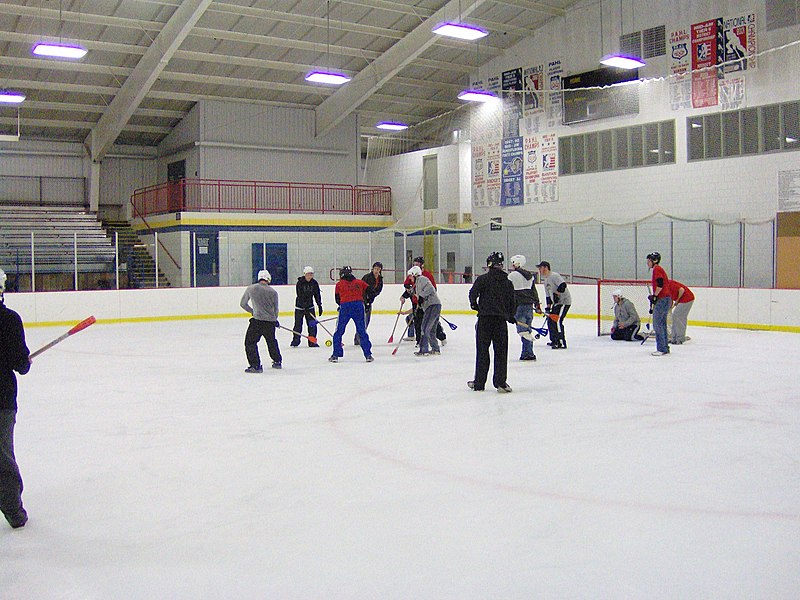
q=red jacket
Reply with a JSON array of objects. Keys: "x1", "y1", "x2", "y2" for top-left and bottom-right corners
[
  {"x1": 335, "y1": 277, "x2": 368, "y2": 304},
  {"x1": 403, "y1": 269, "x2": 436, "y2": 306},
  {"x1": 668, "y1": 280, "x2": 695, "y2": 303},
  {"x1": 651, "y1": 265, "x2": 670, "y2": 299}
]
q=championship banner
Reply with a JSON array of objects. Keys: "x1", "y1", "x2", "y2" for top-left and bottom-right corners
[
  {"x1": 540, "y1": 133, "x2": 558, "y2": 203},
  {"x1": 524, "y1": 135, "x2": 541, "y2": 203},
  {"x1": 486, "y1": 140, "x2": 502, "y2": 206},
  {"x1": 719, "y1": 13, "x2": 757, "y2": 74},
  {"x1": 501, "y1": 136, "x2": 524, "y2": 207},
  {"x1": 546, "y1": 60, "x2": 563, "y2": 128},
  {"x1": 669, "y1": 28, "x2": 692, "y2": 111},
  {"x1": 502, "y1": 68, "x2": 523, "y2": 138},
  {"x1": 472, "y1": 143, "x2": 488, "y2": 208},
  {"x1": 691, "y1": 19, "x2": 719, "y2": 108},
  {"x1": 523, "y1": 65, "x2": 544, "y2": 115}
]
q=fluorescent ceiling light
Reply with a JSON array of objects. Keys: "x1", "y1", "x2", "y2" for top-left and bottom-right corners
[
  {"x1": 32, "y1": 42, "x2": 88, "y2": 59},
  {"x1": 786, "y1": 136, "x2": 799, "y2": 144},
  {"x1": 376, "y1": 122, "x2": 408, "y2": 131},
  {"x1": 0, "y1": 91, "x2": 26, "y2": 103},
  {"x1": 600, "y1": 54, "x2": 645, "y2": 69},
  {"x1": 304, "y1": 70, "x2": 351, "y2": 85},
  {"x1": 457, "y1": 89, "x2": 497, "y2": 103},
  {"x1": 432, "y1": 22, "x2": 488, "y2": 41}
]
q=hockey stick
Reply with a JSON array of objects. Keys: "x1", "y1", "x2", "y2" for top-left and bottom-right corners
[
  {"x1": 30, "y1": 315, "x2": 96, "y2": 359},
  {"x1": 387, "y1": 300, "x2": 405, "y2": 343},
  {"x1": 391, "y1": 312, "x2": 415, "y2": 356},
  {"x1": 515, "y1": 320, "x2": 549, "y2": 340},
  {"x1": 277, "y1": 324, "x2": 317, "y2": 345},
  {"x1": 440, "y1": 316, "x2": 458, "y2": 330},
  {"x1": 640, "y1": 284, "x2": 654, "y2": 344}
]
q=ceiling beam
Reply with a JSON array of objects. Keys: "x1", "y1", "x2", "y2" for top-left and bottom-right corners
[
  {"x1": 314, "y1": 0, "x2": 492, "y2": 137},
  {"x1": 85, "y1": 0, "x2": 213, "y2": 162}
]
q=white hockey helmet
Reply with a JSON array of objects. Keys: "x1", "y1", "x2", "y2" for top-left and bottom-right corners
[
  {"x1": 257, "y1": 269, "x2": 271, "y2": 283},
  {"x1": 510, "y1": 255, "x2": 526, "y2": 268},
  {"x1": 0, "y1": 268, "x2": 6, "y2": 292},
  {"x1": 612, "y1": 288, "x2": 623, "y2": 299},
  {"x1": 303, "y1": 266, "x2": 314, "y2": 275},
  {"x1": 407, "y1": 265, "x2": 422, "y2": 277}
]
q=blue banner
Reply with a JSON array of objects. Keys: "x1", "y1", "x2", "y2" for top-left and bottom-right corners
[{"x1": 500, "y1": 136, "x2": 524, "y2": 206}]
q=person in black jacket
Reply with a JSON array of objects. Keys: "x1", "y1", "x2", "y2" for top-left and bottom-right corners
[
  {"x1": 291, "y1": 266, "x2": 323, "y2": 347},
  {"x1": 0, "y1": 268, "x2": 31, "y2": 529},
  {"x1": 467, "y1": 252, "x2": 516, "y2": 393},
  {"x1": 355, "y1": 261, "x2": 383, "y2": 346}
]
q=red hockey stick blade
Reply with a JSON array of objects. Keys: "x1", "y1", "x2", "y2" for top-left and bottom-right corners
[{"x1": 68, "y1": 315, "x2": 96, "y2": 335}]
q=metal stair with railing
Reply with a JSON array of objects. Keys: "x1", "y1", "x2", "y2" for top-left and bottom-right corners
[{"x1": 102, "y1": 220, "x2": 171, "y2": 288}]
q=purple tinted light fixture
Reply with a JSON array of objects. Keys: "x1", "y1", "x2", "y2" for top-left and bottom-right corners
[
  {"x1": 457, "y1": 89, "x2": 497, "y2": 103},
  {"x1": 32, "y1": 42, "x2": 87, "y2": 59},
  {"x1": 599, "y1": 54, "x2": 645, "y2": 69},
  {"x1": 304, "y1": 71, "x2": 351, "y2": 85},
  {"x1": 432, "y1": 22, "x2": 488, "y2": 41},
  {"x1": 375, "y1": 122, "x2": 408, "y2": 131},
  {"x1": 0, "y1": 91, "x2": 26, "y2": 103}
]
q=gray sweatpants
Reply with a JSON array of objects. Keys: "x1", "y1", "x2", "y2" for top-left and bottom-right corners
[{"x1": 670, "y1": 300, "x2": 693, "y2": 343}]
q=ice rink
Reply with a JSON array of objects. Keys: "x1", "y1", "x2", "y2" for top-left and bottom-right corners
[{"x1": 2, "y1": 313, "x2": 799, "y2": 599}]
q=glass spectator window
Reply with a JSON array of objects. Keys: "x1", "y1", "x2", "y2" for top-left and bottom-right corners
[
  {"x1": 559, "y1": 137, "x2": 572, "y2": 175},
  {"x1": 722, "y1": 111, "x2": 741, "y2": 156},
  {"x1": 782, "y1": 101, "x2": 800, "y2": 150},
  {"x1": 644, "y1": 122, "x2": 659, "y2": 164},
  {"x1": 741, "y1": 107, "x2": 759, "y2": 154},
  {"x1": 762, "y1": 104, "x2": 781, "y2": 151},
  {"x1": 586, "y1": 132, "x2": 599, "y2": 172},
  {"x1": 688, "y1": 116, "x2": 704, "y2": 160},
  {"x1": 660, "y1": 120, "x2": 675, "y2": 162},
  {"x1": 704, "y1": 113, "x2": 722, "y2": 158},
  {"x1": 614, "y1": 128, "x2": 628, "y2": 168},
  {"x1": 572, "y1": 135, "x2": 585, "y2": 173},
  {"x1": 600, "y1": 130, "x2": 613, "y2": 169},
  {"x1": 630, "y1": 126, "x2": 643, "y2": 166}
]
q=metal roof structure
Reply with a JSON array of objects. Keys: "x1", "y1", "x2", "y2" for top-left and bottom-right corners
[{"x1": 0, "y1": 0, "x2": 578, "y2": 160}]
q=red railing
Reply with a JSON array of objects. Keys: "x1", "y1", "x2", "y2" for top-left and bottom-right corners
[{"x1": 131, "y1": 179, "x2": 392, "y2": 218}]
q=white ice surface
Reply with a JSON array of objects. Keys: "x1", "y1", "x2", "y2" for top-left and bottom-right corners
[{"x1": 2, "y1": 315, "x2": 799, "y2": 599}]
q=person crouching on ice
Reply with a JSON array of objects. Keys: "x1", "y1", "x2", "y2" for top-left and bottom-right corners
[
  {"x1": 329, "y1": 266, "x2": 373, "y2": 363},
  {"x1": 610, "y1": 289, "x2": 643, "y2": 341}
]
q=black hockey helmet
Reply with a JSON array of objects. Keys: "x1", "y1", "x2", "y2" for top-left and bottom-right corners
[
  {"x1": 339, "y1": 265, "x2": 353, "y2": 278},
  {"x1": 486, "y1": 251, "x2": 505, "y2": 267},
  {"x1": 413, "y1": 256, "x2": 424, "y2": 265},
  {"x1": 646, "y1": 251, "x2": 661, "y2": 264}
]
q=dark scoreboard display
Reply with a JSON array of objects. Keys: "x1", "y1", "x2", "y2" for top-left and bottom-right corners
[{"x1": 561, "y1": 67, "x2": 640, "y2": 125}]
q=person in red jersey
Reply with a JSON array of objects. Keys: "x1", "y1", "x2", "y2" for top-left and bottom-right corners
[
  {"x1": 402, "y1": 256, "x2": 446, "y2": 345},
  {"x1": 668, "y1": 279, "x2": 695, "y2": 345},
  {"x1": 329, "y1": 266, "x2": 373, "y2": 363},
  {"x1": 646, "y1": 252, "x2": 671, "y2": 356}
]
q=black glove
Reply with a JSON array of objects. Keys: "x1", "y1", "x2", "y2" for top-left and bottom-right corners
[
  {"x1": 508, "y1": 317, "x2": 516, "y2": 324},
  {"x1": 317, "y1": 306, "x2": 323, "y2": 316},
  {"x1": 648, "y1": 294, "x2": 657, "y2": 303},
  {"x1": 470, "y1": 304, "x2": 479, "y2": 312},
  {"x1": 417, "y1": 296, "x2": 424, "y2": 306},
  {"x1": 275, "y1": 320, "x2": 281, "y2": 329}
]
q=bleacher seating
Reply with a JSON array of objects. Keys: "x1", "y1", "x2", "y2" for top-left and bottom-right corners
[{"x1": 0, "y1": 205, "x2": 116, "y2": 274}]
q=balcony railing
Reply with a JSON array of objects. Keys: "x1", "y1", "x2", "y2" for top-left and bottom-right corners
[{"x1": 131, "y1": 179, "x2": 392, "y2": 218}]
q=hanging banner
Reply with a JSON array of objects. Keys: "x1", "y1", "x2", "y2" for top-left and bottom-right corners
[
  {"x1": 669, "y1": 28, "x2": 692, "y2": 111},
  {"x1": 719, "y1": 75, "x2": 745, "y2": 111},
  {"x1": 691, "y1": 19, "x2": 719, "y2": 108},
  {"x1": 719, "y1": 13, "x2": 757, "y2": 74},
  {"x1": 524, "y1": 135, "x2": 541, "y2": 203},
  {"x1": 523, "y1": 65, "x2": 544, "y2": 115},
  {"x1": 502, "y1": 68, "x2": 523, "y2": 138},
  {"x1": 486, "y1": 140, "x2": 502, "y2": 206},
  {"x1": 500, "y1": 136, "x2": 524, "y2": 206},
  {"x1": 540, "y1": 133, "x2": 559, "y2": 203},
  {"x1": 546, "y1": 60, "x2": 563, "y2": 129},
  {"x1": 472, "y1": 143, "x2": 488, "y2": 208}
]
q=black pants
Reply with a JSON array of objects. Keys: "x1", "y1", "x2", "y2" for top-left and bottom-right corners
[
  {"x1": 245, "y1": 318, "x2": 282, "y2": 367},
  {"x1": 611, "y1": 323, "x2": 640, "y2": 341},
  {"x1": 473, "y1": 316, "x2": 509, "y2": 390},
  {"x1": 0, "y1": 409, "x2": 24, "y2": 522},
  {"x1": 292, "y1": 307, "x2": 318, "y2": 346},
  {"x1": 547, "y1": 304, "x2": 570, "y2": 346}
]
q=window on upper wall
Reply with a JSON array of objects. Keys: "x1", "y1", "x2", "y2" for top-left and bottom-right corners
[
  {"x1": 688, "y1": 100, "x2": 800, "y2": 161},
  {"x1": 558, "y1": 120, "x2": 675, "y2": 175}
]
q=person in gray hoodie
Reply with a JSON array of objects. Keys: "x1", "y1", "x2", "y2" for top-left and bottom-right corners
[
  {"x1": 610, "y1": 289, "x2": 643, "y2": 341},
  {"x1": 537, "y1": 261, "x2": 572, "y2": 349},
  {"x1": 508, "y1": 255, "x2": 541, "y2": 361},
  {"x1": 405, "y1": 266, "x2": 442, "y2": 356},
  {"x1": 240, "y1": 269, "x2": 282, "y2": 372}
]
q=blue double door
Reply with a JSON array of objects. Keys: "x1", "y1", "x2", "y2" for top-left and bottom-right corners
[{"x1": 251, "y1": 243, "x2": 288, "y2": 285}]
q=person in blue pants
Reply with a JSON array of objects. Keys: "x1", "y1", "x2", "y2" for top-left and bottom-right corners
[{"x1": 329, "y1": 266, "x2": 374, "y2": 363}]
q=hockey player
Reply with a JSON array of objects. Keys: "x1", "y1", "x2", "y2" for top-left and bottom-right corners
[
  {"x1": 355, "y1": 261, "x2": 383, "y2": 346},
  {"x1": 508, "y1": 255, "x2": 541, "y2": 360},
  {"x1": 405, "y1": 266, "x2": 442, "y2": 356},
  {"x1": 0, "y1": 268, "x2": 31, "y2": 528},
  {"x1": 610, "y1": 289, "x2": 643, "y2": 341},
  {"x1": 647, "y1": 251, "x2": 671, "y2": 356},
  {"x1": 330, "y1": 266, "x2": 373, "y2": 363},
  {"x1": 537, "y1": 261, "x2": 572, "y2": 349},
  {"x1": 291, "y1": 266, "x2": 323, "y2": 347},
  {"x1": 668, "y1": 279, "x2": 695, "y2": 344},
  {"x1": 467, "y1": 252, "x2": 515, "y2": 392},
  {"x1": 240, "y1": 269, "x2": 282, "y2": 372},
  {"x1": 402, "y1": 257, "x2": 445, "y2": 345}
]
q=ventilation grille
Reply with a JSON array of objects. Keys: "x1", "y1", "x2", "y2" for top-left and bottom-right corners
[
  {"x1": 619, "y1": 26, "x2": 666, "y2": 60},
  {"x1": 448, "y1": 213, "x2": 458, "y2": 226},
  {"x1": 766, "y1": 0, "x2": 799, "y2": 30}
]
